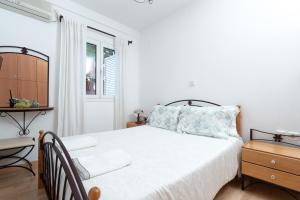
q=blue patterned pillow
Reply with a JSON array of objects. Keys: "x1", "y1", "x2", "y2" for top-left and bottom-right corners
[
  {"x1": 148, "y1": 105, "x2": 182, "y2": 131},
  {"x1": 177, "y1": 106, "x2": 240, "y2": 138}
]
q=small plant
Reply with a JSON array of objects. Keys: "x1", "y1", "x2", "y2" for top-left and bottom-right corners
[{"x1": 134, "y1": 109, "x2": 144, "y2": 123}]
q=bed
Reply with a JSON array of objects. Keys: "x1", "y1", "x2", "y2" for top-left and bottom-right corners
[{"x1": 38, "y1": 100, "x2": 243, "y2": 200}]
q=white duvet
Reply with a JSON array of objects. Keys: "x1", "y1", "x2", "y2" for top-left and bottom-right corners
[{"x1": 74, "y1": 125, "x2": 243, "y2": 200}]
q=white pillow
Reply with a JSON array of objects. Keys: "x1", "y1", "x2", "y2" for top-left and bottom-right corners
[
  {"x1": 148, "y1": 105, "x2": 182, "y2": 131},
  {"x1": 177, "y1": 106, "x2": 240, "y2": 138},
  {"x1": 221, "y1": 106, "x2": 240, "y2": 137}
]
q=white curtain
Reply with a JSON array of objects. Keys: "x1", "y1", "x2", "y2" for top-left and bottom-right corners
[
  {"x1": 57, "y1": 16, "x2": 86, "y2": 137},
  {"x1": 114, "y1": 38, "x2": 126, "y2": 130}
]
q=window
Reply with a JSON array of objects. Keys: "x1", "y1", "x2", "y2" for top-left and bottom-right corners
[
  {"x1": 86, "y1": 43, "x2": 97, "y2": 95},
  {"x1": 85, "y1": 31, "x2": 116, "y2": 99}
]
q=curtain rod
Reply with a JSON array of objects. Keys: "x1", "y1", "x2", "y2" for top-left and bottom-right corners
[
  {"x1": 59, "y1": 15, "x2": 133, "y2": 45},
  {"x1": 59, "y1": 15, "x2": 133, "y2": 46},
  {"x1": 59, "y1": 15, "x2": 116, "y2": 38}
]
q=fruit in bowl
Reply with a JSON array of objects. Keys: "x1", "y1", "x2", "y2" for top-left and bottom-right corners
[{"x1": 15, "y1": 99, "x2": 31, "y2": 108}]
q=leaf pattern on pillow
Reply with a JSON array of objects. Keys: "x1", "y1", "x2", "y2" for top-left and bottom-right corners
[
  {"x1": 177, "y1": 106, "x2": 240, "y2": 139},
  {"x1": 148, "y1": 105, "x2": 182, "y2": 131}
]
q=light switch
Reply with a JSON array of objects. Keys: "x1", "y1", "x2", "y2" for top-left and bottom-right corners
[{"x1": 189, "y1": 81, "x2": 197, "y2": 87}]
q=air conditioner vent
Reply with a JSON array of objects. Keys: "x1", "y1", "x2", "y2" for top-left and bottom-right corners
[{"x1": 0, "y1": 0, "x2": 55, "y2": 22}]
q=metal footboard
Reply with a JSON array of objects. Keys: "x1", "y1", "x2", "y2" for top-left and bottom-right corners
[{"x1": 38, "y1": 131, "x2": 101, "y2": 200}]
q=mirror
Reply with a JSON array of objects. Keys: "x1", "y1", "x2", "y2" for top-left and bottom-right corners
[{"x1": 0, "y1": 47, "x2": 49, "y2": 108}]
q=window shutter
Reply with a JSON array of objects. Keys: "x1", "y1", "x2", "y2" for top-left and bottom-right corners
[{"x1": 103, "y1": 50, "x2": 117, "y2": 96}]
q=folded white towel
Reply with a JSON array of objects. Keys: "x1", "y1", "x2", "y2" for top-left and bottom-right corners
[
  {"x1": 61, "y1": 136, "x2": 97, "y2": 151},
  {"x1": 72, "y1": 149, "x2": 132, "y2": 180}
]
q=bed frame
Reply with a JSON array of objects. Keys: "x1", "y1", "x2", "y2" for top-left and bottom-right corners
[
  {"x1": 38, "y1": 131, "x2": 101, "y2": 200},
  {"x1": 165, "y1": 99, "x2": 242, "y2": 136},
  {"x1": 38, "y1": 99, "x2": 242, "y2": 200}
]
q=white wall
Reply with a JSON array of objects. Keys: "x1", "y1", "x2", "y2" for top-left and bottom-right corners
[
  {"x1": 0, "y1": 8, "x2": 58, "y2": 161},
  {"x1": 0, "y1": 0, "x2": 140, "y2": 160},
  {"x1": 140, "y1": 0, "x2": 300, "y2": 140}
]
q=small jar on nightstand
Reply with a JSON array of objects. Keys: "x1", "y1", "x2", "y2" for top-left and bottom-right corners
[{"x1": 127, "y1": 122, "x2": 146, "y2": 128}]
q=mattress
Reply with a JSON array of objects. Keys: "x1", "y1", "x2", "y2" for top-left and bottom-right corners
[{"x1": 72, "y1": 125, "x2": 243, "y2": 200}]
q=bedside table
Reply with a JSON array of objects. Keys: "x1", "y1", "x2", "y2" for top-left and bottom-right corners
[
  {"x1": 127, "y1": 122, "x2": 146, "y2": 128},
  {"x1": 241, "y1": 141, "x2": 300, "y2": 192}
]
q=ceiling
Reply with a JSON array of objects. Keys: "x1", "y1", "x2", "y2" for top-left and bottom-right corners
[{"x1": 71, "y1": 0, "x2": 195, "y2": 30}]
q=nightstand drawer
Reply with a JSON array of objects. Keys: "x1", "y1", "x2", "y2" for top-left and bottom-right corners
[
  {"x1": 242, "y1": 162, "x2": 300, "y2": 192},
  {"x1": 242, "y1": 148, "x2": 300, "y2": 176}
]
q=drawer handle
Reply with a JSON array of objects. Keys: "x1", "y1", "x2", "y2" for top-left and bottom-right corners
[
  {"x1": 270, "y1": 175, "x2": 276, "y2": 180},
  {"x1": 270, "y1": 160, "x2": 276, "y2": 165}
]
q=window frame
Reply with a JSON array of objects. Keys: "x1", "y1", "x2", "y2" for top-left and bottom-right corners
[
  {"x1": 86, "y1": 39, "x2": 100, "y2": 99},
  {"x1": 85, "y1": 30, "x2": 115, "y2": 101}
]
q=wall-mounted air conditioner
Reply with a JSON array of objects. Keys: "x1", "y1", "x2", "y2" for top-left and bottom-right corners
[{"x1": 0, "y1": 0, "x2": 55, "y2": 22}]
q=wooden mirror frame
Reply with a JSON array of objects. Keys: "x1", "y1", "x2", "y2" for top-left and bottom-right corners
[{"x1": 0, "y1": 46, "x2": 49, "y2": 107}]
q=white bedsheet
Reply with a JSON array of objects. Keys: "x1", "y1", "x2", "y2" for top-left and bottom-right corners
[{"x1": 76, "y1": 125, "x2": 243, "y2": 200}]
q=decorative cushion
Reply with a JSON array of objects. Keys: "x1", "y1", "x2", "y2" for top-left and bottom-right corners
[
  {"x1": 177, "y1": 106, "x2": 240, "y2": 138},
  {"x1": 148, "y1": 105, "x2": 182, "y2": 131}
]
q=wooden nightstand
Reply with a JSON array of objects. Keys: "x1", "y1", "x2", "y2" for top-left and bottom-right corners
[
  {"x1": 127, "y1": 122, "x2": 146, "y2": 128},
  {"x1": 241, "y1": 141, "x2": 300, "y2": 192}
]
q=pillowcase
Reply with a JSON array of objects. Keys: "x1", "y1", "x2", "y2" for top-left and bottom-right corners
[
  {"x1": 221, "y1": 106, "x2": 240, "y2": 137},
  {"x1": 148, "y1": 105, "x2": 182, "y2": 131},
  {"x1": 177, "y1": 106, "x2": 240, "y2": 139}
]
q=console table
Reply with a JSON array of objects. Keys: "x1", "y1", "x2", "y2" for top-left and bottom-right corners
[{"x1": 0, "y1": 107, "x2": 54, "y2": 136}]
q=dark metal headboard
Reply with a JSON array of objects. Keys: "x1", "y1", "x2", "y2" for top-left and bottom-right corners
[
  {"x1": 165, "y1": 99, "x2": 242, "y2": 136},
  {"x1": 165, "y1": 99, "x2": 221, "y2": 107}
]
